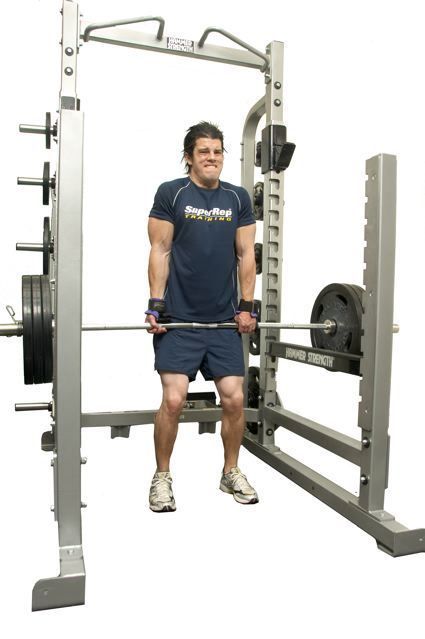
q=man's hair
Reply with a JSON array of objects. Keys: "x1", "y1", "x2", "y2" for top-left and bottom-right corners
[{"x1": 182, "y1": 121, "x2": 225, "y2": 173}]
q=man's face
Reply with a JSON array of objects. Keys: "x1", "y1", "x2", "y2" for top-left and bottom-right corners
[{"x1": 185, "y1": 137, "x2": 224, "y2": 187}]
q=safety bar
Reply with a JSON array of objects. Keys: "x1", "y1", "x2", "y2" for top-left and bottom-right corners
[
  {"x1": 83, "y1": 15, "x2": 165, "y2": 43},
  {"x1": 198, "y1": 27, "x2": 269, "y2": 72}
]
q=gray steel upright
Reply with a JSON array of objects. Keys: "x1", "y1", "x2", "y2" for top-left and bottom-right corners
[
  {"x1": 259, "y1": 42, "x2": 285, "y2": 446},
  {"x1": 32, "y1": 0, "x2": 86, "y2": 611},
  {"x1": 358, "y1": 155, "x2": 397, "y2": 512}
]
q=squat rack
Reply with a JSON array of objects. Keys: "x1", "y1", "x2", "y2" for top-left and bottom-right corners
[{"x1": 4, "y1": 0, "x2": 425, "y2": 611}]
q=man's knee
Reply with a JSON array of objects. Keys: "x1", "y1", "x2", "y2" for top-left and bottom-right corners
[
  {"x1": 220, "y1": 390, "x2": 244, "y2": 413},
  {"x1": 162, "y1": 392, "x2": 187, "y2": 416}
]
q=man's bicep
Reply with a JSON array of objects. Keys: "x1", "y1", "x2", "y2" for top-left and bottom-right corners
[
  {"x1": 148, "y1": 217, "x2": 174, "y2": 251},
  {"x1": 235, "y1": 223, "x2": 256, "y2": 257}
]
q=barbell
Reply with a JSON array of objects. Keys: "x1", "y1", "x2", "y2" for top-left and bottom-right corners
[{"x1": 0, "y1": 275, "x2": 398, "y2": 385}]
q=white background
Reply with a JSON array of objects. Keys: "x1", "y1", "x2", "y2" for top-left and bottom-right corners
[{"x1": 1, "y1": 0, "x2": 425, "y2": 635}]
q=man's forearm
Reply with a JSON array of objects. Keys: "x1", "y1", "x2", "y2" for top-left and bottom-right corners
[
  {"x1": 148, "y1": 247, "x2": 170, "y2": 298},
  {"x1": 238, "y1": 250, "x2": 256, "y2": 301}
]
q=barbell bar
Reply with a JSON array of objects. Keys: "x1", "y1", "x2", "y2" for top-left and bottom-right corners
[
  {"x1": 0, "y1": 275, "x2": 400, "y2": 385},
  {"x1": 0, "y1": 319, "x2": 338, "y2": 337}
]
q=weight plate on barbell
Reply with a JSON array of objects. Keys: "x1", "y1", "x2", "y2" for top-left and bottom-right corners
[
  {"x1": 22, "y1": 275, "x2": 34, "y2": 384},
  {"x1": 40, "y1": 274, "x2": 53, "y2": 383},
  {"x1": 310, "y1": 282, "x2": 364, "y2": 354},
  {"x1": 22, "y1": 275, "x2": 53, "y2": 385},
  {"x1": 31, "y1": 275, "x2": 45, "y2": 384}
]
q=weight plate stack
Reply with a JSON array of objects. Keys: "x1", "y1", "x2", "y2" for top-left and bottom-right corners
[
  {"x1": 22, "y1": 275, "x2": 53, "y2": 384},
  {"x1": 40, "y1": 274, "x2": 53, "y2": 382},
  {"x1": 310, "y1": 283, "x2": 364, "y2": 354},
  {"x1": 22, "y1": 276, "x2": 34, "y2": 384},
  {"x1": 31, "y1": 276, "x2": 44, "y2": 383}
]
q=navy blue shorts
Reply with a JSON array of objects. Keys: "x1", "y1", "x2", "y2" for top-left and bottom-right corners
[{"x1": 153, "y1": 327, "x2": 245, "y2": 382}]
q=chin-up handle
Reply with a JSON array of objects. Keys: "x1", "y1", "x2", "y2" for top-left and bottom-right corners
[
  {"x1": 198, "y1": 27, "x2": 269, "y2": 72},
  {"x1": 83, "y1": 15, "x2": 165, "y2": 42}
]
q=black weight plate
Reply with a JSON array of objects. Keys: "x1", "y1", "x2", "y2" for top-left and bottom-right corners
[
  {"x1": 310, "y1": 283, "x2": 363, "y2": 354},
  {"x1": 45, "y1": 112, "x2": 51, "y2": 149},
  {"x1": 349, "y1": 284, "x2": 365, "y2": 307},
  {"x1": 247, "y1": 366, "x2": 260, "y2": 407},
  {"x1": 253, "y1": 182, "x2": 264, "y2": 220},
  {"x1": 347, "y1": 284, "x2": 365, "y2": 353},
  {"x1": 249, "y1": 328, "x2": 260, "y2": 356},
  {"x1": 22, "y1": 275, "x2": 34, "y2": 385},
  {"x1": 254, "y1": 243, "x2": 262, "y2": 274},
  {"x1": 42, "y1": 162, "x2": 50, "y2": 206},
  {"x1": 255, "y1": 142, "x2": 262, "y2": 168},
  {"x1": 40, "y1": 275, "x2": 53, "y2": 383},
  {"x1": 247, "y1": 366, "x2": 260, "y2": 434},
  {"x1": 31, "y1": 275, "x2": 45, "y2": 384},
  {"x1": 43, "y1": 217, "x2": 51, "y2": 275}
]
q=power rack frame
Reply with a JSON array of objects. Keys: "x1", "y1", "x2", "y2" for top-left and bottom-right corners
[{"x1": 5, "y1": 0, "x2": 424, "y2": 611}]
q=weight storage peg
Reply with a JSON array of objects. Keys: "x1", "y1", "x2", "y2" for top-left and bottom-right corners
[
  {"x1": 17, "y1": 162, "x2": 55, "y2": 206},
  {"x1": 19, "y1": 112, "x2": 57, "y2": 149},
  {"x1": 16, "y1": 217, "x2": 53, "y2": 275}
]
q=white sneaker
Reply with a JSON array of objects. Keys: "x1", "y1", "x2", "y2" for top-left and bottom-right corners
[
  {"x1": 149, "y1": 471, "x2": 176, "y2": 512},
  {"x1": 219, "y1": 466, "x2": 259, "y2": 504}
]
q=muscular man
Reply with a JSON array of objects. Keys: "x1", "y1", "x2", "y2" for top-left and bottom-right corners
[{"x1": 146, "y1": 121, "x2": 258, "y2": 512}]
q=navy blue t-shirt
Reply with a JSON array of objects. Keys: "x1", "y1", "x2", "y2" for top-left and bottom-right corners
[{"x1": 149, "y1": 178, "x2": 255, "y2": 322}]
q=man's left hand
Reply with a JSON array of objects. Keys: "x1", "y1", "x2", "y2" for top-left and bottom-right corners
[{"x1": 234, "y1": 311, "x2": 257, "y2": 334}]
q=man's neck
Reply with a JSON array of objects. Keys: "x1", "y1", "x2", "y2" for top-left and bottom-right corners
[{"x1": 189, "y1": 175, "x2": 220, "y2": 190}]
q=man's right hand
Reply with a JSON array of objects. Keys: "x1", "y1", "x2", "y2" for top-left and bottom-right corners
[{"x1": 146, "y1": 313, "x2": 168, "y2": 334}]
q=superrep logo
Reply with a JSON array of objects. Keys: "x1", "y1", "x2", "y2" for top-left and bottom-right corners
[{"x1": 184, "y1": 205, "x2": 233, "y2": 222}]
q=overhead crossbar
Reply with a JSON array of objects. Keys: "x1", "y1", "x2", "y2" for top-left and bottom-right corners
[{"x1": 80, "y1": 19, "x2": 267, "y2": 71}]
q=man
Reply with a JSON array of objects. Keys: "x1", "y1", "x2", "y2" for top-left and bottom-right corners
[{"x1": 145, "y1": 121, "x2": 258, "y2": 512}]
